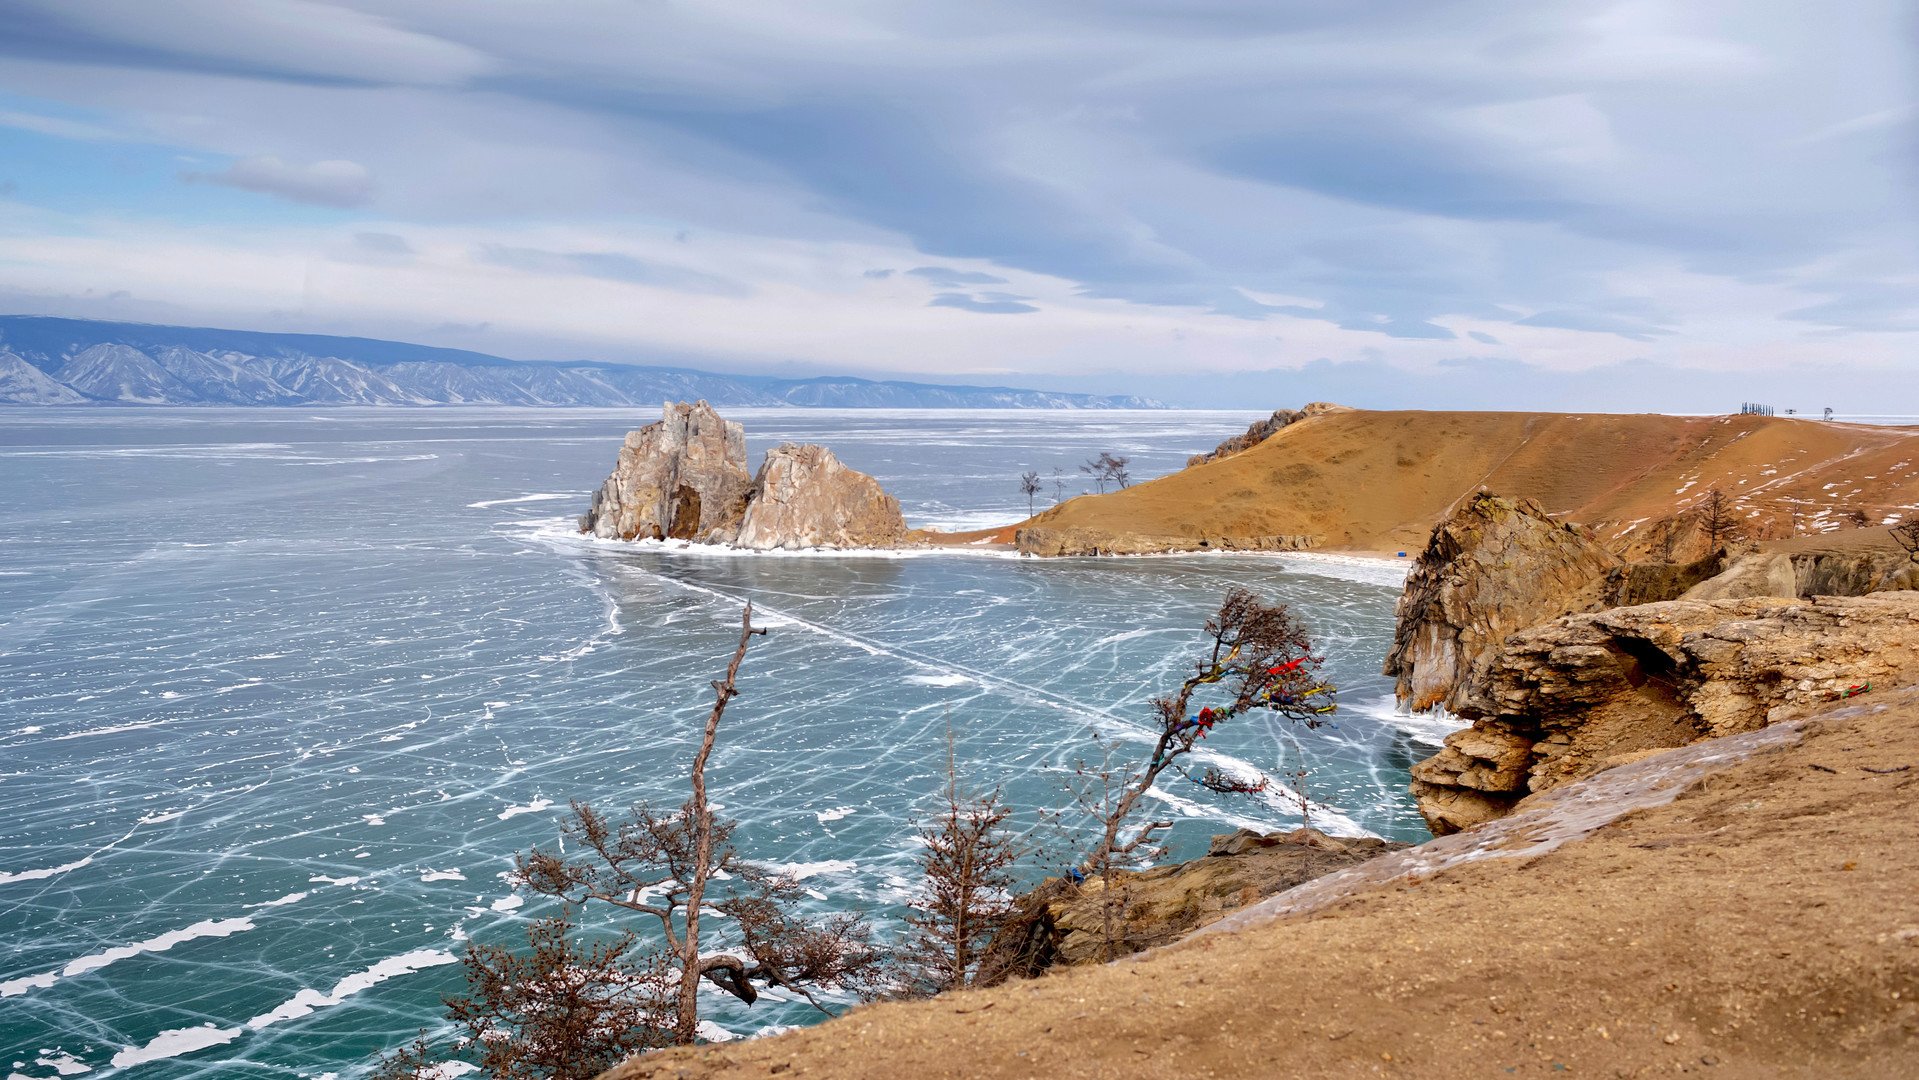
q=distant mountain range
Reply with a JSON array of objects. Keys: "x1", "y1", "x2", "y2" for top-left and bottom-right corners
[{"x1": 0, "y1": 316, "x2": 1163, "y2": 409}]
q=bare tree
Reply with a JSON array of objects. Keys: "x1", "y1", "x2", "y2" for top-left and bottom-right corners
[
  {"x1": 516, "y1": 606, "x2": 883, "y2": 1042},
  {"x1": 1068, "y1": 589, "x2": 1335, "y2": 958},
  {"x1": 1018, "y1": 470, "x2": 1042, "y2": 517},
  {"x1": 1892, "y1": 520, "x2": 1919, "y2": 559},
  {"x1": 1050, "y1": 466, "x2": 1067, "y2": 504},
  {"x1": 379, "y1": 605, "x2": 885, "y2": 1076},
  {"x1": 371, "y1": 912, "x2": 676, "y2": 1080},
  {"x1": 1696, "y1": 488, "x2": 1742, "y2": 551},
  {"x1": 1080, "y1": 456, "x2": 1109, "y2": 494},
  {"x1": 1079, "y1": 452, "x2": 1133, "y2": 494},
  {"x1": 894, "y1": 730, "x2": 1024, "y2": 997}
]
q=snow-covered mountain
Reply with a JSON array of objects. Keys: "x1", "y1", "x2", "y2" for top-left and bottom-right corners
[
  {"x1": 0, "y1": 348, "x2": 87, "y2": 404},
  {"x1": 0, "y1": 316, "x2": 1164, "y2": 409}
]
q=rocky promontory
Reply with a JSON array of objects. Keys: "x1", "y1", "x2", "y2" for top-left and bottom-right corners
[
  {"x1": 1388, "y1": 491, "x2": 1919, "y2": 834},
  {"x1": 1383, "y1": 493, "x2": 1626, "y2": 714},
  {"x1": 1410, "y1": 591, "x2": 1919, "y2": 833},
  {"x1": 581, "y1": 401, "x2": 909, "y2": 551}
]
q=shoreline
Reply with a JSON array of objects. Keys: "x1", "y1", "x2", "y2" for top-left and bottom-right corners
[{"x1": 517, "y1": 517, "x2": 1411, "y2": 583}]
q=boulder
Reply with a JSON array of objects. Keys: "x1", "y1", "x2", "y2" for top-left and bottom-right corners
[
  {"x1": 734, "y1": 443, "x2": 909, "y2": 551},
  {"x1": 581, "y1": 401, "x2": 752, "y2": 542},
  {"x1": 1383, "y1": 493, "x2": 1624, "y2": 715},
  {"x1": 975, "y1": 827, "x2": 1402, "y2": 982},
  {"x1": 1410, "y1": 592, "x2": 1919, "y2": 834}
]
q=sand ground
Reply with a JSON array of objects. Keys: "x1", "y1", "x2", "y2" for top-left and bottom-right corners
[{"x1": 606, "y1": 690, "x2": 1919, "y2": 1080}]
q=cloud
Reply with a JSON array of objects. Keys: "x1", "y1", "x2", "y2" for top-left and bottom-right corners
[
  {"x1": 0, "y1": 0, "x2": 489, "y2": 87},
  {"x1": 352, "y1": 231, "x2": 411, "y2": 255},
  {"x1": 478, "y1": 245, "x2": 750, "y2": 297},
  {"x1": 187, "y1": 155, "x2": 374, "y2": 208},
  {"x1": 907, "y1": 266, "x2": 1008, "y2": 287},
  {"x1": 928, "y1": 292, "x2": 1040, "y2": 314},
  {"x1": 0, "y1": 107, "x2": 120, "y2": 142},
  {"x1": 1514, "y1": 310, "x2": 1674, "y2": 342}
]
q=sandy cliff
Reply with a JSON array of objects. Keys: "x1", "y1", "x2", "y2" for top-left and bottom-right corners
[{"x1": 1002, "y1": 408, "x2": 1919, "y2": 556}]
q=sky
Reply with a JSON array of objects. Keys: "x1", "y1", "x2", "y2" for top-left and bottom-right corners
[{"x1": 0, "y1": 0, "x2": 1913, "y2": 409}]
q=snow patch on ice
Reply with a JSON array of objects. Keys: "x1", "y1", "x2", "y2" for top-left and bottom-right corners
[{"x1": 497, "y1": 797, "x2": 553, "y2": 821}]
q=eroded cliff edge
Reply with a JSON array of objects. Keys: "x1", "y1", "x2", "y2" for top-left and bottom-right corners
[{"x1": 1391, "y1": 492, "x2": 1919, "y2": 834}]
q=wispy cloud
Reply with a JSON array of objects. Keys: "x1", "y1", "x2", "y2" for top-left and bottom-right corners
[
  {"x1": 478, "y1": 246, "x2": 750, "y2": 297},
  {"x1": 908, "y1": 266, "x2": 1009, "y2": 287},
  {"x1": 928, "y1": 292, "x2": 1039, "y2": 314},
  {"x1": 185, "y1": 156, "x2": 374, "y2": 208}
]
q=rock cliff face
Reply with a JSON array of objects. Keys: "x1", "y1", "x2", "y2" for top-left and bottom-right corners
[
  {"x1": 582, "y1": 401, "x2": 753, "y2": 542},
  {"x1": 735, "y1": 443, "x2": 909, "y2": 551},
  {"x1": 1409, "y1": 592, "x2": 1919, "y2": 833},
  {"x1": 582, "y1": 403, "x2": 909, "y2": 550},
  {"x1": 1383, "y1": 493, "x2": 1624, "y2": 715},
  {"x1": 1684, "y1": 548, "x2": 1919, "y2": 601},
  {"x1": 1184, "y1": 401, "x2": 1351, "y2": 467},
  {"x1": 976, "y1": 827, "x2": 1401, "y2": 983}
]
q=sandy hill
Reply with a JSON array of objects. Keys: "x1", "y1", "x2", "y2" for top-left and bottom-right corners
[
  {"x1": 1006, "y1": 410, "x2": 1919, "y2": 555},
  {"x1": 608, "y1": 690, "x2": 1919, "y2": 1080}
]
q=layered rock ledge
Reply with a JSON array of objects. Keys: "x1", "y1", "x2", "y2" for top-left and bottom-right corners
[
  {"x1": 1410, "y1": 591, "x2": 1919, "y2": 833},
  {"x1": 581, "y1": 401, "x2": 908, "y2": 551},
  {"x1": 1383, "y1": 493, "x2": 1626, "y2": 715}
]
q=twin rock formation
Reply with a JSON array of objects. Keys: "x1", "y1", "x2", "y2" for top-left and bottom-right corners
[
  {"x1": 1390, "y1": 493, "x2": 1919, "y2": 834},
  {"x1": 581, "y1": 401, "x2": 907, "y2": 551}
]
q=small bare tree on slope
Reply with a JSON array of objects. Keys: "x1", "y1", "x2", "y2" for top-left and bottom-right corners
[
  {"x1": 894, "y1": 729, "x2": 1024, "y2": 996},
  {"x1": 1080, "y1": 452, "x2": 1132, "y2": 494},
  {"x1": 1070, "y1": 588, "x2": 1336, "y2": 959},
  {"x1": 1019, "y1": 470, "x2": 1042, "y2": 517},
  {"x1": 372, "y1": 912, "x2": 677, "y2": 1080},
  {"x1": 1697, "y1": 488, "x2": 1743, "y2": 551}
]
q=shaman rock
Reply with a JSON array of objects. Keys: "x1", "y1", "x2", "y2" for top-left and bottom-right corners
[
  {"x1": 734, "y1": 443, "x2": 908, "y2": 551},
  {"x1": 581, "y1": 400, "x2": 752, "y2": 542}
]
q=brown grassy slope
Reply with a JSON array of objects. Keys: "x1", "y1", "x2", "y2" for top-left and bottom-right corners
[
  {"x1": 606, "y1": 691, "x2": 1919, "y2": 1080},
  {"x1": 1014, "y1": 410, "x2": 1919, "y2": 554}
]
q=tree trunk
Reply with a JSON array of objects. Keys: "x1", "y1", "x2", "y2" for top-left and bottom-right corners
[{"x1": 676, "y1": 604, "x2": 762, "y2": 1043}]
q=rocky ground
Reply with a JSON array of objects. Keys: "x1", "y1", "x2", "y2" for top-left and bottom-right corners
[{"x1": 602, "y1": 690, "x2": 1919, "y2": 1080}]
